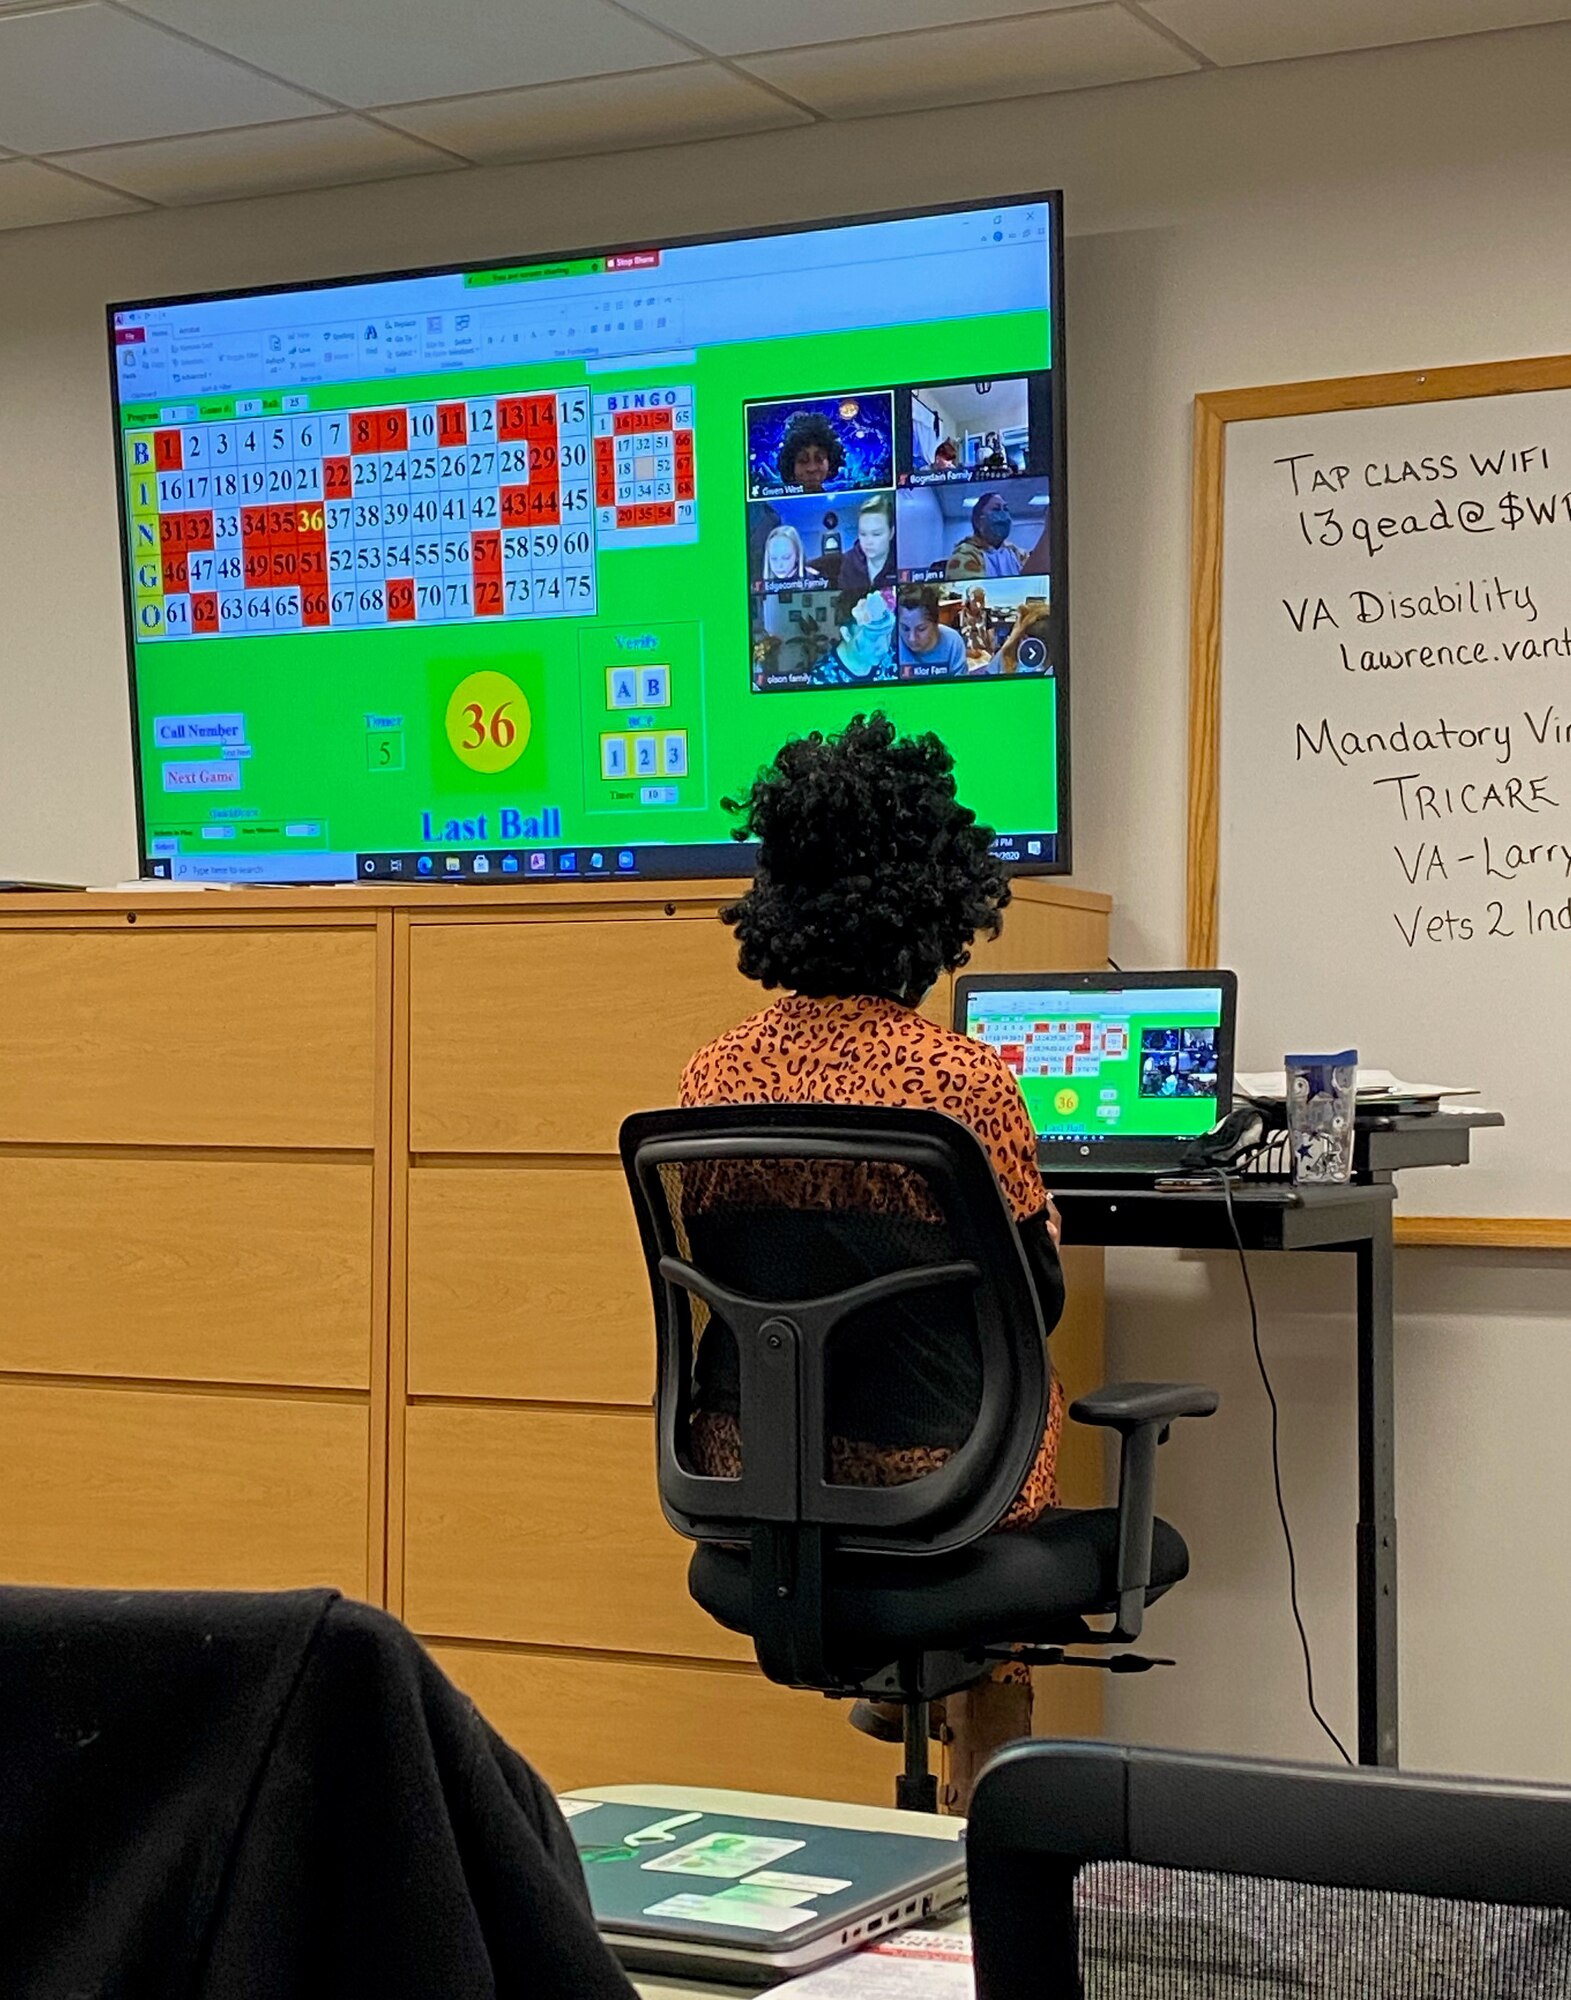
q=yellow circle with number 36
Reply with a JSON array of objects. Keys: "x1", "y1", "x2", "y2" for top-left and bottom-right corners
[
  {"x1": 445, "y1": 670, "x2": 530, "y2": 773},
  {"x1": 1055, "y1": 1088, "x2": 1079, "y2": 1116}
]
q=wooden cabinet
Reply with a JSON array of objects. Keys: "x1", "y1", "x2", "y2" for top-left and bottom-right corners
[
  {"x1": 0, "y1": 1382, "x2": 369, "y2": 1595},
  {"x1": 405, "y1": 1403, "x2": 748, "y2": 1660},
  {"x1": 408, "y1": 915, "x2": 755, "y2": 1153},
  {"x1": 0, "y1": 878, "x2": 1109, "y2": 1805},
  {"x1": 0, "y1": 925, "x2": 377, "y2": 1147},
  {"x1": 431, "y1": 1644, "x2": 898, "y2": 1801},
  {"x1": 0, "y1": 903, "x2": 385, "y2": 1602},
  {"x1": 0, "y1": 1157, "x2": 373, "y2": 1387},
  {"x1": 407, "y1": 1162, "x2": 651, "y2": 1404}
]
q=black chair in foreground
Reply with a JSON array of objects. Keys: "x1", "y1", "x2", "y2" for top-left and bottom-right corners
[
  {"x1": 619, "y1": 1104, "x2": 1217, "y2": 1811},
  {"x1": 968, "y1": 1739, "x2": 1571, "y2": 1999},
  {"x1": 0, "y1": 1584, "x2": 635, "y2": 1999}
]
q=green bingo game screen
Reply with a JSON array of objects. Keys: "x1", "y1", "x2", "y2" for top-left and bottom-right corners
[
  {"x1": 109, "y1": 195, "x2": 1067, "y2": 884},
  {"x1": 963, "y1": 983, "x2": 1228, "y2": 1146}
]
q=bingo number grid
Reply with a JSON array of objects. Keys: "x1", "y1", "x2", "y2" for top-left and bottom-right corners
[
  {"x1": 123, "y1": 390, "x2": 593, "y2": 639},
  {"x1": 592, "y1": 388, "x2": 696, "y2": 552},
  {"x1": 989, "y1": 1019, "x2": 1130, "y2": 1079}
]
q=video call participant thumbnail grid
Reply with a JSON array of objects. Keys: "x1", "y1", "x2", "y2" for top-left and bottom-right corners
[
  {"x1": 742, "y1": 380, "x2": 1055, "y2": 680},
  {"x1": 1139, "y1": 1027, "x2": 1220, "y2": 1100}
]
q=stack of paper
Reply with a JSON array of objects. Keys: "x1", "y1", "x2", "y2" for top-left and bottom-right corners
[
  {"x1": 773, "y1": 1927, "x2": 973, "y2": 1996},
  {"x1": 1235, "y1": 1069, "x2": 1477, "y2": 1107}
]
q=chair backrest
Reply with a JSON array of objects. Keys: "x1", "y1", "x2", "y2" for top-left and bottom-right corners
[
  {"x1": 968, "y1": 1740, "x2": 1571, "y2": 1999},
  {"x1": 620, "y1": 1104, "x2": 1050, "y2": 1680}
]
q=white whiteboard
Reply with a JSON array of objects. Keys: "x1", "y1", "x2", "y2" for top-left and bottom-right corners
[{"x1": 1215, "y1": 380, "x2": 1571, "y2": 1222}]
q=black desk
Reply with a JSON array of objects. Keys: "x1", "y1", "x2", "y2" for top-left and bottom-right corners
[
  {"x1": 1354, "y1": 1107, "x2": 1504, "y2": 1179},
  {"x1": 1054, "y1": 1113, "x2": 1500, "y2": 1771}
]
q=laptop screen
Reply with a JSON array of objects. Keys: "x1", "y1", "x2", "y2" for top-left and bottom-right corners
[{"x1": 962, "y1": 980, "x2": 1229, "y2": 1146}]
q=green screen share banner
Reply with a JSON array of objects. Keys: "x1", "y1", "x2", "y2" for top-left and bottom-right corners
[{"x1": 124, "y1": 307, "x2": 1057, "y2": 867}]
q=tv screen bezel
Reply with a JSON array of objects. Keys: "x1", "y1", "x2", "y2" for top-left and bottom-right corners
[{"x1": 107, "y1": 189, "x2": 1069, "y2": 884}]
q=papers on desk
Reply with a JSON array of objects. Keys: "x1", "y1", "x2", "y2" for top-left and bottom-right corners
[
  {"x1": 1236, "y1": 1068, "x2": 1478, "y2": 1106},
  {"x1": 772, "y1": 1927, "x2": 972, "y2": 1996}
]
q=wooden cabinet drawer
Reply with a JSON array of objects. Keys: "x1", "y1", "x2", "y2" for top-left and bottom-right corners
[
  {"x1": 407, "y1": 1163, "x2": 651, "y2": 1404},
  {"x1": 403, "y1": 1403, "x2": 744, "y2": 1661},
  {"x1": 1052, "y1": 1245, "x2": 1108, "y2": 1511},
  {"x1": 429, "y1": 1644, "x2": 896, "y2": 1805},
  {"x1": 0, "y1": 1382, "x2": 368, "y2": 1595},
  {"x1": 0, "y1": 927, "x2": 377, "y2": 1147},
  {"x1": 408, "y1": 917, "x2": 754, "y2": 1153},
  {"x1": 0, "y1": 1158, "x2": 373, "y2": 1387}
]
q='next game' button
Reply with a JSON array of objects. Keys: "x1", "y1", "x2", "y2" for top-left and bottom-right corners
[{"x1": 163, "y1": 761, "x2": 242, "y2": 792}]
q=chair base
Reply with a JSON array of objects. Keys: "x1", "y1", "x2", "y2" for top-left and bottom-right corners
[
  {"x1": 873, "y1": 1645, "x2": 1176, "y2": 1813},
  {"x1": 896, "y1": 1770, "x2": 939, "y2": 1812},
  {"x1": 898, "y1": 1691, "x2": 941, "y2": 1815},
  {"x1": 852, "y1": 1651, "x2": 992, "y2": 1814},
  {"x1": 989, "y1": 1643, "x2": 1176, "y2": 1674},
  {"x1": 855, "y1": 1648, "x2": 995, "y2": 1706}
]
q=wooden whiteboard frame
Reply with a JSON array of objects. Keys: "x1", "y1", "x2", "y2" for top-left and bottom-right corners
[{"x1": 1186, "y1": 356, "x2": 1571, "y2": 1250}]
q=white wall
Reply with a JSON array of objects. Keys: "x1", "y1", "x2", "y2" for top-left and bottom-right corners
[{"x1": 5, "y1": 22, "x2": 1571, "y2": 1775}]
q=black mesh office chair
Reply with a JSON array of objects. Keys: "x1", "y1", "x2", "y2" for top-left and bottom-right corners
[
  {"x1": 619, "y1": 1104, "x2": 1217, "y2": 1811},
  {"x1": 968, "y1": 1740, "x2": 1571, "y2": 1999}
]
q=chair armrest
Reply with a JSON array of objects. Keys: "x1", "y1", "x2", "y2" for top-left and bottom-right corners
[
  {"x1": 1070, "y1": 1382, "x2": 1219, "y2": 1431},
  {"x1": 1069, "y1": 1381, "x2": 1218, "y2": 1641}
]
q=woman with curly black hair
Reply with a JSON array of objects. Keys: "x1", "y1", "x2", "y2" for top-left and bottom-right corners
[
  {"x1": 680, "y1": 714, "x2": 1065, "y2": 1803},
  {"x1": 776, "y1": 409, "x2": 845, "y2": 493}
]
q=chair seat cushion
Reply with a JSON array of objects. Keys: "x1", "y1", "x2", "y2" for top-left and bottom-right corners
[{"x1": 689, "y1": 1507, "x2": 1189, "y2": 1670}]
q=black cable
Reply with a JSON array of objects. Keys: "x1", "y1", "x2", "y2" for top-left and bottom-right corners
[
  {"x1": 1106, "y1": 956, "x2": 1124, "y2": 972},
  {"x1": 1214, "y1": 1169, "x2": 1354, "y2": 1766}
]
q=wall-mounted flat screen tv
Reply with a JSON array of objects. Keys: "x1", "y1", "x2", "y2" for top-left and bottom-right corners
[{"x1": 109, "y1": 192, "x2": 1067, "y2": 884}]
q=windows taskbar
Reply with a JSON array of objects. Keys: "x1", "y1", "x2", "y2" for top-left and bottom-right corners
[{"x1": 143, "y1": 830, "x2": 1062, "y2": 885}]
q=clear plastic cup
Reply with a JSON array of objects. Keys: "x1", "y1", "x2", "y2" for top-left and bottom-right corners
[{"x1": 1284, "y1": 1050, "x2": 1358, "y2": 1184}]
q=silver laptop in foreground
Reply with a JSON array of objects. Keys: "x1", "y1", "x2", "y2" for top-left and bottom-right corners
[{"x1": 566, "y1": 1795, "x2": 966, "y2": 1983}]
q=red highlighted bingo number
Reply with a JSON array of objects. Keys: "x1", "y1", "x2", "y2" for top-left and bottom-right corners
[{"x1": 124, "y1": 390, "x2": 594, "y2": 638}]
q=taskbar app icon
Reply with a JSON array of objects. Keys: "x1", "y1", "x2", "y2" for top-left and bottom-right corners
[{"x1": 355, "y1": 847, "x2": 647, "y2": 881}]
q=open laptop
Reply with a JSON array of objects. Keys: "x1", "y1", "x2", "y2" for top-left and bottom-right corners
[
  {"x1": 565, "y1": 1797, "x2": 967, "y2": 1983},
  {"x1": 954, "y1": 969, "x2": 1238, "y2": 1179}
]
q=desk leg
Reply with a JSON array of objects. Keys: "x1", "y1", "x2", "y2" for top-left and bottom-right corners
[{"x1": 1355, "y1": 1224, "x2": 1398, "y2": 1766}]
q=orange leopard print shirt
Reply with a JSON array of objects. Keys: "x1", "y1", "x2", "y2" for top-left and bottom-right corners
[{"x1": 679, "y1": 993, "x2": 1064, "y2": 1528}]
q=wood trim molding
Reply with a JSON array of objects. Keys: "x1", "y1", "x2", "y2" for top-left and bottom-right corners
[{"x1": 1395, "y1": 1217, "x2": 1571, "y2": 1250}]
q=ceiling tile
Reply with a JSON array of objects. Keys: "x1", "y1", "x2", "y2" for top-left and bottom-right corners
[
  {"x1": 740, "y1": 9, "x2": 1195, "y2": 117},
  {"x1": 120, "y1": 0, "x2": 693, "y2": 109},
  {"x1": 55, "y1": 115, "x2": 457, "y2": 206},
  {"x1": 619, "y1": 0, "x2": 1095, "y2": 58},
  {"x1": 0, "y1": 4, "x2": 322, "y2": 154},
  {"x1": 380, "y1": 63, "x2": 811, "y2": 164},
  {"x1": 0, "y1": 157, "x2": 145, "y2": 230},
  {"x1": 1142, "y1": 0, "x2": 1571, "y2": 66}
]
